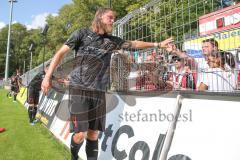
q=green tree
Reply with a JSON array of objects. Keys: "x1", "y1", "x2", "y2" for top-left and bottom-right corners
[
  {"x1": 0, "y1": 27, "x2": 8, "y2": 77},
  {"x1": 0, "y1": 23, "x2": 29, "y2": 76},
  {"x1": 118, "y1": 0, "x2": 219, "y2": 46}
]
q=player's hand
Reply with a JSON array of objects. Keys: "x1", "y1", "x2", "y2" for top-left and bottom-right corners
[
  {"x1": 165, "y1": 42, "x2": 177, "y2": 53},
  {"x1": 41, "y1": 77, "x2": 51, "y2": 96},
  {"x1": 159, "y1": 37, "x2": 174, "y2": 48}
]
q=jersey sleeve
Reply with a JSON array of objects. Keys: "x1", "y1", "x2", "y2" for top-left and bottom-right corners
[{"x1": 64, "y1": 29, "x2": 84, "y2": 50}]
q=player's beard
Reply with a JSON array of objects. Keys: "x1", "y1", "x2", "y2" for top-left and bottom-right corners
[{"x1": 102, "y1": 23, "x2": 113, "y2": 34}]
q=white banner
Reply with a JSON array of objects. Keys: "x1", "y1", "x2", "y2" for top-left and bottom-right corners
[
  {"x1": 167, "y1": 98, "x2": 240, "y2": 160},
  {"x1": 97, "y1": 94, "x2": 181, "y2": 160},
  {"x1": 50, "y1": 93, "x2": 71, "y2": 147}
]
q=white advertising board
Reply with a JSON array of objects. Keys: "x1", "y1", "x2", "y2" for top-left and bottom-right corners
[
  {"x1": 97, "y1": 94, "x2": 181, "y2": 160},
  {"x1": 167, "y1": 98, "x2": 240, "y2": 160}
]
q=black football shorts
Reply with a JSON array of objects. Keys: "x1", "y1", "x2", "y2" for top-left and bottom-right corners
[{"x1": 68, "y1": 88, "x2": 106, "y2": 132}]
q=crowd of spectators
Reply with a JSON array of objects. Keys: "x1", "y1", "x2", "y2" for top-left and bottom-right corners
[{"x1": 119, "y1": 38, "x2": 239, "y2": 92}]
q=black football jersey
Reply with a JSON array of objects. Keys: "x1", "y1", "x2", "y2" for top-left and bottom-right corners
[{"x1": 64, "y1": 28, "x2": 126, "y2": 91}]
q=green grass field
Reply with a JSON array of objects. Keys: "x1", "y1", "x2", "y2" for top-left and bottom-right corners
[{"x1": 0, "y1": 89, "x2": 71, "y2": 160}]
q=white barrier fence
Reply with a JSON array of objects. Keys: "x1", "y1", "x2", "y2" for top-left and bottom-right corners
[
  {"x1": 168, "y1": 98, "x2": 240, "y2": 160},
  {"x1": 33, "y1": 91, "x2": 240, "y2": 160}
]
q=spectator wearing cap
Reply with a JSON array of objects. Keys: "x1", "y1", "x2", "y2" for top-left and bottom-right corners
[{"x1": 166, "y1": 55, "x2": 196, "y2": 90}]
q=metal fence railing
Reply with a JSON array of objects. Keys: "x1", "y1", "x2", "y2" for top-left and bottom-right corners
[
  {"x1": 111, "y1": 0, "x2": 240, "y2": 94},
  {"x1": 20, "y1": 52, "x2": 75, "y2": 87}
]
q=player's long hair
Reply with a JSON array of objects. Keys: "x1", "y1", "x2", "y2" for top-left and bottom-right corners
[{"x1": 91, "y1": 8, "x2": 116, "y2": 34}]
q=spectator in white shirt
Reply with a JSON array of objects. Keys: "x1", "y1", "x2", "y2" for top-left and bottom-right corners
[{"x1": 198, "y1": 51, "x2": 237, "y2": 92}]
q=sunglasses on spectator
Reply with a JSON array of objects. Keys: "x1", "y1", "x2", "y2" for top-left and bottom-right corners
[{"x1": 172, "y1": 57, "x2": 181, "y2": 62}]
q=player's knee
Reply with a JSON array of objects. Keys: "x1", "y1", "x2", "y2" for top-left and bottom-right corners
[
  {"x1": 87, "y1": 129, "x2": 99, "y2": 140},
  {"x1": 28, "y1": 104, "x2": 34, "y2": 107},
  {"x1": 73, "y1": 132, "x2": 86, "y2": 144}
]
